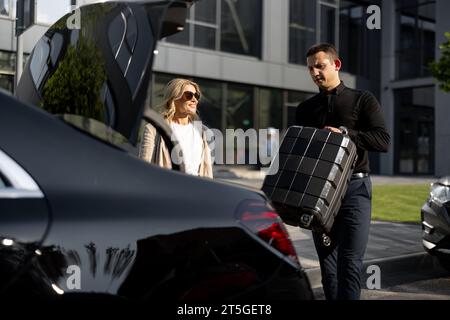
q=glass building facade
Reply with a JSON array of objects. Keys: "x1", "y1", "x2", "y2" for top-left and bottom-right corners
[
  {"x1": 395, "y1": 86, "x2": 435, "y2": 174},
  {"x1": 289, "y1": 0, "x2": 339, "y2": 65},
  {"x1": 151, "y1": 72, "x2": 312, "y2": 134},
  {"x1": 396, "y1": 0, "x2": 436, "y2": 79},
  {"x1": 392, "y1": 0, "x2": 436, "y2": 175},
  {"x1": 2, "y1": 0, "x2": 446, "y2": 175}
]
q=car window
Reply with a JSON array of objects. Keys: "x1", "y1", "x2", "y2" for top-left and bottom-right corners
[{"x1": 29, "y1": 38, "x2": 50, "y2": 89}]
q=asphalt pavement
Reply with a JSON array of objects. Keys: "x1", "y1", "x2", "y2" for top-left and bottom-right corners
[{"x1": 213, "y1": 166, "x2": 450, "y2": 297}]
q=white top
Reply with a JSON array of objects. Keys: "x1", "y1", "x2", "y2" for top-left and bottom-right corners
[{"x1": 170, "y1": 122, "x2": 203, "y2": 176}]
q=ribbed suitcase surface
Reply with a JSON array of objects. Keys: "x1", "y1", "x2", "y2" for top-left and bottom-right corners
[{"x1": 262, "y1": 126, "x2": 357, "y2": 241}]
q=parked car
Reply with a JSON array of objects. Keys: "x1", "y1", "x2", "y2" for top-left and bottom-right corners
[
  {"x1": 421, "y1": 176, "x2": 450, "y2": 271},
  {"x1": 0, "y1": 0, "x2": 313, "y2": 302}
]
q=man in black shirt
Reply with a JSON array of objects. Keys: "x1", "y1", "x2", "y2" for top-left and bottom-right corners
[{"x1": 296, "y1": 43, "x2": 390, "y2": 300}]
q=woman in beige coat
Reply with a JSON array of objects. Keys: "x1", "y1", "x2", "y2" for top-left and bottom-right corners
[{"x1": 139, "y1": 78, "x2": 213, "y2": 178}]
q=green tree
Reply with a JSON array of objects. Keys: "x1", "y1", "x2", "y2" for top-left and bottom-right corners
[
  {"x1": 430, "y1": 32, "x2": 450, "y2": 93},
  {"x1": 40, "y1": 3, "x2": 115, "y2": 120},
  {"x1": 40, "y1": 35, "x2": 106, "y2": 121}
]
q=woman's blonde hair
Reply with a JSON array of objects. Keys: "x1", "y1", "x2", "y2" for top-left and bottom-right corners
[{"x1": 158, "y1": 78, "x2": 201, "y2": 122}]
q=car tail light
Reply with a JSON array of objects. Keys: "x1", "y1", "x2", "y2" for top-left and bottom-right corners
[{"x1": 236, "y1": 199, "x2": 299, "y2": 265}]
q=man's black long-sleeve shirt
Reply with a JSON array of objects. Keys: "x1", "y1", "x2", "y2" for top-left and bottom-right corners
[{"x1": 295, "y1": 82, "x2": 390, "y2": 174}]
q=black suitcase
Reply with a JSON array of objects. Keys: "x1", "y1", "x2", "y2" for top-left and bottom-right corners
[{"x1": 262, "y1": 126, "x2": 357, "y2": 246}]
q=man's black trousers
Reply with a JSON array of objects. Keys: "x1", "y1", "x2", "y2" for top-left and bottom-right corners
[{"x1": 312, "y1": 176, "x2": 372, "y2": 300}]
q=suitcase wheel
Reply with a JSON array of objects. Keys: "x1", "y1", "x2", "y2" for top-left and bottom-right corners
[
  {"x1": 300, "y1": 214, "x2": 313, "y2": 227},
  {"x1": 321, "y1": 234, "x2": 331, "y2": 247}
]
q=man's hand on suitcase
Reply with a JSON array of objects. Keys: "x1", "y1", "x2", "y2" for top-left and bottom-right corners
[{"x1": 323, "y1": 126, "x2": 342, "y2": 133}]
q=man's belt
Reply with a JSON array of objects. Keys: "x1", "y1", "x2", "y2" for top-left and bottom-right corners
[{"x1": 351, "y1": 172, "x2": 369, "y2": 179}]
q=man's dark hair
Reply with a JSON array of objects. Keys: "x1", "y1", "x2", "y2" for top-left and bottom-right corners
[{"x1": 306, "y1": 43, "x2": 339, "y2": 61}]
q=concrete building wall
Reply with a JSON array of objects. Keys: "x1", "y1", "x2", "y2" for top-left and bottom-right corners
[
  {"x1": 0, "y1": 16, "x2": 55, "y2": 53},
  {"x1": 0, "y1": 18, "x2": 15, "y2": 51}
]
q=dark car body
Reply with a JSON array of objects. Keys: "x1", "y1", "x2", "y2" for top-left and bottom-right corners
[
  {"x1": 421, "y1": 176, "x2": 450, "y2": 271},
  {"x1": 0, "y1": 0, "x2": 313, "y2": 302}
]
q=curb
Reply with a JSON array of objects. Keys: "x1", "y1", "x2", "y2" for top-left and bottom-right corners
[{"x1": 303, "y1": 251, "x2": 446, "y2": 289}]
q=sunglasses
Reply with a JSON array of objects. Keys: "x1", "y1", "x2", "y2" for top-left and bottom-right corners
[{"x1": 183, "y1": 91, "x2": 200, "y2": 101}]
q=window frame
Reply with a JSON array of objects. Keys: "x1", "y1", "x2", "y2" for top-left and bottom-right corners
[
  {"x1": 0, "y1": 0, "x2": 12, "y2": 18},
  {"x1": 395, "y1": 0, "x2": 436, "y2": 79},
  {"x1": 288, "y1": 0, "x2": 339, "y2": 66},
  {"x1": 319, "y1": 0, "x2": 339, "y2": 48},
  {"x1": 165, "y1": 0, "x2": 262, "y2": 58}
]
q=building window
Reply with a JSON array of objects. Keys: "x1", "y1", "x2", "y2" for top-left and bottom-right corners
[
  {"x1": 0, "y1": 51, "x2": 15, "y2": 72},
  {"x1": 0, "y1": 51, "x2": 15, "y2": 93},
  {"x1": 193, "y1": 0, "x2": 217, "y2": 50},
  {"x1": 196, "y1": 78, "x2": 223, "y2": 131},
  {"x1": 289, "y1": 0, "x2": 316, "y2": 65},
  {"x1": 258, "y1": 88, "x2": 283, "y2": 130},
  {"x1": 226, "y1": 83, "x2": 254, "y2": 130},
  {"x1": 0, "y1": 0, "x2": 10, "y2": 17},
  {"x1": 339, "y1": 0, "x2": 381, "y2": 79},
  {"x1": 166, "y1": 0, "x2": 262, "y2": 58},
  {"x1": 320, "y1": 1, "x2": 338, "y2": 44},
  {"x1": 394, "y1": 86, "x2": 434, "y2": 175},
  {"x1": 221, "y1": 0, "x2": 262, "y2": 57},
  {"x1": 168, "y1": 0, "x2": 218, "y2": 49},
  {"x1": 289, "y1": 0, "x2": 338, "y2": 65},
  {"x1": 340, "y1": 1, "x2": 364, "y2": 75},
  {"x1": 0, "y1": 74, "x2": 13, "y2": 92},
  {"x1": 286, "y1": 90, "x2": 315, "y2": 128},
  {"x1": 151, "y1": 72, "x2": 313, "y2": 133},
  {"x1": 0, "y1": 50, "x2": 29, "y2": 93},
  {"x1": 396, "y1": 0, "x2": 435, "y2": 79},
  {"x1": 149, "y1": 72, "x2": 316, "y2": 166}
]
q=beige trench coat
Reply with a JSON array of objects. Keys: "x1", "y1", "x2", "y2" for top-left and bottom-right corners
[{"x1": 138, "y1": 122, "x2": 213, "y2": 178}]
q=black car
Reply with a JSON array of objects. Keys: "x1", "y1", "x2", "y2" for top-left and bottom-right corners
[
  {"x1": 0, "y1": 0, "x2": 313, "y2": 302},
  {"x1": 421, "y1": 176, "x2": 450, "y2": 271}
]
